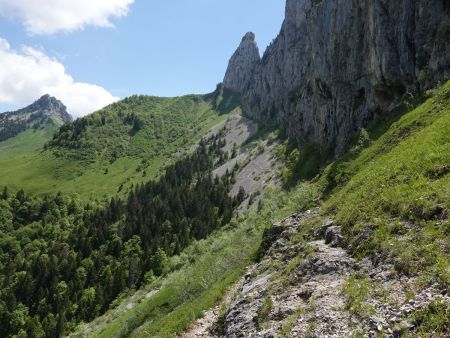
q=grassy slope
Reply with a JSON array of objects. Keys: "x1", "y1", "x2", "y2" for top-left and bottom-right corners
[
  {"x1": 0, "y1": 95, "x2": 229, "y2": 200},
  {"x1": 321, "y1": 81, "x2": 450, "y2": 285},
  {"x1": 75, "y1": 80, "x2": 450, "y2": 337},
  {"x1": 0, "y1": 124, "x2": 58, "y2": 161}
]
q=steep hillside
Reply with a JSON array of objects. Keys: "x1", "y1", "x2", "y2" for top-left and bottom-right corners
[
  {"x1": 1, "y1": 2, "x2": 448, "y2": 337},
  {"x1": 82, "y1": 80, "x2": 450, "y2": 338},
  {"x1": 0, "y1": 91, "x2": 237, "y2": 199},
  {"x1": 215, "y1": 80, "x2": 450, "y2": 337},
  {"x1": 0, "y1": 125, "x2": 248, "y2": 337},
  {"x1": 225, "y1": 0, "x2": 450, "y2": 153}
]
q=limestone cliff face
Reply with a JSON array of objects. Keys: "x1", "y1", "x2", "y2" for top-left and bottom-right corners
[
  {"x1": 223, "y1": 32, "x2": 261, "y2": 93},
  {"x1": 241, "y1": 0, "x2": 450, "y2": 153}
]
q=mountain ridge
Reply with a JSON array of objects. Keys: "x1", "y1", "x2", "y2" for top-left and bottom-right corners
[
  {"x1": 222, "y1": 0, "x2": 450, "y2": 154},
  {"x1": 0, "y1": 90, "x2": 238, "y2": 199}
]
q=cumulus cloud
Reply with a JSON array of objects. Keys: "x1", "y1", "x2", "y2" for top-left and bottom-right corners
[
  {"x1": 0, "y1": 0, "x2": 134, "y2": 35},
  {"x1": 0, "y1": 37, "x2": 119, "y2": 117}
]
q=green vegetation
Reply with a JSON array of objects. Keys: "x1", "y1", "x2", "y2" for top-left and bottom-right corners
[
  {"x1": 79, "y1": 81, "x2": 449, "y2": 336},
  {"x1": 279, "y1": 308, "x2": 303, "y2": 338},
  {"x1": 342, "y1": 275, "x2": 375, "y2": 316},
  {"x1": 410, "y1": 300, "x2": 450, "y2": 337},
  {"x1": 319, "y1": 82, "x2": 450, "y2": 288},
  {"x1": 0, "y1": 124, "x2": 58, "y2": 162},
  {"x1": 0, "y1": 108, "x2": 63, "y2": 143},
  {"x1": 275, "y1": 140, "x2": 333, "y2": 186},
  {"x1": 90, "y1": 225, "x2": 254, "y2": 338},
  {"x1": 72, "y1": 181, "x2": 318, "y2": 337},
  {"x1": 0, "y1": 94, "x2": 232, "y2": 200},
  {"x1": 0, "y1": 135, "x2": 243, "y2": 337},
  {"x1": 254, "y1": 297, "x2": 273, "y2": 329},
  {"x1": 1, "y1": 74, "x2": 449, "y2": 338}
]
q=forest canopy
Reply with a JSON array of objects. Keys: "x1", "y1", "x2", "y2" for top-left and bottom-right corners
[{"x1": 0, "y1": 133, "x2": 244, "y2": 337}]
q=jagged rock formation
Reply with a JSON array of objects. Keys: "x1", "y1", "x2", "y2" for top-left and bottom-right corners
[
  {"x1": 240, "y1": 0, "x2": 450, "y2": 153},
  {"x1": 0, "y1": 95, "x2": 72, "y2": 142},
  {"x1": 223, "y1": 32, "x2": 261, "y2": 93},
  {"x1": 22, "y1": 94, "x2": 72, "y2": 124}
]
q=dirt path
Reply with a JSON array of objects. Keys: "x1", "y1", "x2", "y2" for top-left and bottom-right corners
[{"x1": 180, "y1": 277, "x2": 244, "y2": 338}]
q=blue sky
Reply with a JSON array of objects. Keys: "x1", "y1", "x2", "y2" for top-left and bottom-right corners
[{"x1": 0, "y1": 0, "x2": 285, "y2": 116}]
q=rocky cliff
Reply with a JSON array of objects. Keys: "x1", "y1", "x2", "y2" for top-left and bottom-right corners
[
  {"x1": 234, "y1": 0, "x2": 450, "y2": 153},
  {"x1": 23, "y1": 94, "x2": 72, "y2": 123},
  {"x1": 0, "y1": 95, "x2": 71, "y2": 142},
  {"x1": 223, "y1": 32, "x2": 261, "y2": 93}
]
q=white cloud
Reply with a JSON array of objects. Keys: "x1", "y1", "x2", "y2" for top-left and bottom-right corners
[
  {"x1": 0, "y1": 37, "x2": 119, "y2": 117},
  {"x1": 0, "y1": 0, "x2": 134, "y2": 35}
]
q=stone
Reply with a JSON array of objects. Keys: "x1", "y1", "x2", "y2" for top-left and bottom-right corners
[
  {"x1": 223, "y1": 32, "x2": 261, "y2": 93},
  {"x1": 324, "y1": 226, "x2": 344, "y2": 248},
  {"x1": 30, "y1": 94, "x2": 72, "y2": 123},
  {"x1": 240, "y1": 0, "x2": 450, "y2": 154},
  {"x1": 317, "y1": 219, "x2": 334, "y2": 238}
]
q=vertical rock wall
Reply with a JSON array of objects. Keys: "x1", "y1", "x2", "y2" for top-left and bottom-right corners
[{"x1": 224, "y1": 0, "x2": 450, "y2": 153}]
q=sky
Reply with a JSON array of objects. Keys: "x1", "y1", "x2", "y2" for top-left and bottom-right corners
[{"x1": 0, "y1": 0, "x2": 285, "y2": 117}]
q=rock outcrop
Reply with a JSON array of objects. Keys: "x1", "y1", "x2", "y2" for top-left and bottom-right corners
[
  {"x1": 223, "y1": 32, "x2": 261, "y2": 93},
  {"x1": 219, "y1": 211, "x2": 450, "y2": 337},
  {"x1": 23, "y1": 94, "x2": 72, "y2": 123},
  {"x1": 241, "y1": 0, "x2": 450, "y2": 153}
]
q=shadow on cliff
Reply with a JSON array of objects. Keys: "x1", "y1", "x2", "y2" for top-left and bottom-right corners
[
  {"x1": 279, "y1": 90, "x2": 430, "y2": 193},
  {"x1": 317, "y1": 91, "x2": 430, "y2": 198},
  {"x1": 204, "y1": 84, "x2": 242, "y2": 116}
]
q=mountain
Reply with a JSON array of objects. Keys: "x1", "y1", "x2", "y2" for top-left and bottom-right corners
[
  {"x1": 226, "y1": 0, "x2": 450, "y2": 153},
  {"x1": 78, "y1": 2, "x2": 449, "y2": 336},
  {"x1": 223, "y1": 32, "x2": 260, "y2": 93},
  {"x1": 74, "y1": 79, "x2": 450, "y2": 338},
  {"x1": 0, "y1": 1, "x2": 449, "y2": 337},
  {"x1": 0, "y1": 91, "x2": 238, "y2": 199},
  {"x1": 0, "y1": 94, "x2": 71, "y2": 142},
  {"x1": 219, "y1": 80, "x2": 450, "y2": 338}
]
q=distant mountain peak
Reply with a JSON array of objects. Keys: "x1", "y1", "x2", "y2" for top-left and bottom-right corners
[
  {"x1": 23, "y1": 94, "x2": 72, "y2": 123},
  {"x1": 242, "y1": 31, "x2": 256, "y2": 42},
  {"x1": 0, "y1": 95, "x2": 72, "y2": 142},
  {"x1": 223, "y1": 32, "x2": 260, "y2": 93}
]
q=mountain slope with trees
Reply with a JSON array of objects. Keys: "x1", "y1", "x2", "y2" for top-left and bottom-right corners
[
  {"x1": 0, "y1": 95, "x2": 72, "y2": 143},
  {"x1": 0, "y1": 89, "x2": 238, "y2": 200},
  {"x1": 0, "y1": 130, "x2": 246, "y2": 337},
  {"x1": 82, "y1": 78, "x2": 450, "y2": 338}
]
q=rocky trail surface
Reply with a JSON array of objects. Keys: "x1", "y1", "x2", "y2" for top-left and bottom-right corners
[{"x1": 181, "y1": 210, "x2": 450, "y2": 337}]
